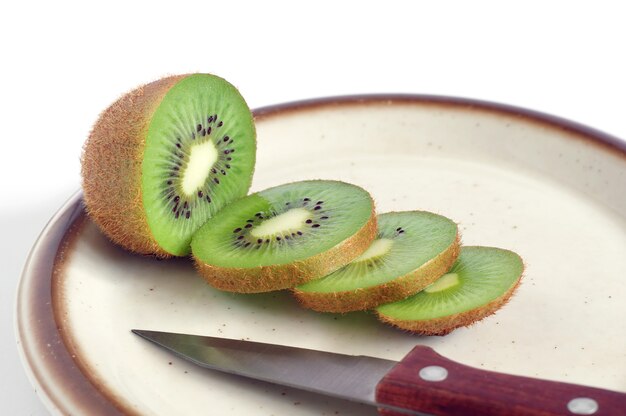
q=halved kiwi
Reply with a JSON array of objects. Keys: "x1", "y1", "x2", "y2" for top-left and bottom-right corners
[
  {"x1": 81, "y1": 74, "x2": 255, "y2": 257},
  {"x1": 376, "y1": 246, "x2": 523, "y2": 335},
  {"x1": 293, "y1": 211, "x2": 460, "y2": 312},
  {"x1": 191, "y1": 180, "x2": 377, "y2": 293}
]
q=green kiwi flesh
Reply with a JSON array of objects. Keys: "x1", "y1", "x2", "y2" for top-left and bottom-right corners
[
  {"x1": 142, "y1": 74, "x2": 256, "y2": 255},
  {"x1": 191, "y1": 180, "x2": 377, "y2": 293},
  {"x1": 293, "y1": 211, "x2": 460, "y2": 312},
  {"x1": 376, "y1": 246, "x2": 523, "y2": 335}
]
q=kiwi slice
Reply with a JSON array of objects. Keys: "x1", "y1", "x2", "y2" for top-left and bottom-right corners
[
  {"x1": 81, "y1": 74, "x2": 255, "y2": 257},
  {"x1": 191, "y1": 180, "x2": 377, "y2": 293},
  {"x1": 293, "y1": 211, "x2": 459, "y2": 312},
  {"x1": 376, "y1": 246, "x2": 523, "y2": 335}
]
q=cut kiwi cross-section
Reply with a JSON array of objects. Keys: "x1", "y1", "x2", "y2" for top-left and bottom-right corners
[
  {"x1": 376, "y1": 246, "x2": 524, "y2": 336},
  {"x1": 191, "y1": 180, "x2": 377, "y2": 293},
  {"x1": 81, "y1": 73, "x2": 255, "y2": 257},
  {"x1": 293, "y1": 211, "x2": 460, "y2": 312}
]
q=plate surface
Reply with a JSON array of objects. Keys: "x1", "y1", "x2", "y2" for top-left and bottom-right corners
[{"x1": 17, "y1": 96, "x2": 626, "y2": 415}]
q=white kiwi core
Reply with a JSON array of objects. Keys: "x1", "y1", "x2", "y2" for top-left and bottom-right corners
[
  {"x1": 354, "y1": 238, "x2": 394, "y2": 262},
  {"x1": 424, "y1": 273, "x2": 460, "y2": 293},
  {"x1": 250, "y1": 208, "x2": 311, "y2": 237},
  {"x1": 181, "y1": 141, "x2": 218, "y2": 195}
]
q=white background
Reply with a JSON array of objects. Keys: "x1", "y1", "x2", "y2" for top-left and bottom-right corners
[{"x1": 1, "y1": 1, "x2": 625, "y2": 414}]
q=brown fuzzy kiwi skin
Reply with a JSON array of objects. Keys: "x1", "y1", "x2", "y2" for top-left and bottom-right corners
[
  {"x1": 377, "y1": 265, "x2": 524, "y2": 336},
  {"x1": 292, "y1": 234, "x2": 461, "y2": 313},
  {"x1": 81, "y1": 75, "x2": 186, "y2": 257},
  {"x1": 194, "y1": 208, "x2": 378, "y2": 293}
]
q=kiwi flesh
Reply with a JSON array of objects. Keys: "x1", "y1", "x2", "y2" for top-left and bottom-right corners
[
  {"x1": 81, "y1": 74, "x2": 256, "y2": 257},
  {"x1": 293, "y1": 211, "x2": 460, "y2": 313},
  {"x1": 376, "y1": 246, "x2": 523, "y2": 335},
  {"x1": 191, "y1": 180, "x2": 377, "y2": 293}
]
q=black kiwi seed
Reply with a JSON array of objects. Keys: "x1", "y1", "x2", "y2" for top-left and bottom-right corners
[
  {"x1": 237, "y1": 235, "x2": 245, "y2": 240},
  {"x1": 198, "y1": 190, "x2": 203, "y2": 198},
  {"x1": 218, "y1": 121, "x2": 223, "y2": 127},
  {"x1": 312, "y1": 224, "x2": 320, "y2": 228},
  {"x1": 321, "y1": 216, "x2": 328, "y2": 220},
  {"x1": 297, "y1": 231, "x2": 303, "y2": 235},
  {"x1": 303, "y1": 198, "x2": 311, "y2": 202},
  {"x1": 276, "y1": 237, "x2": 281, "y2": 241},
  {"x1": 245, "y1": 224, "x2": 252, "y2": 228},
  {"x1": 214, "y1": 178, "x2": 220, "y2": 184},
  {"x1": 306, "y1": 219, "x2": 313, "y2": 224},
  {"x1": 186, "y1": 211, "x2": 191, "y2": 219},
  {"x1": 196, "y1": 124, "x2": 202, "y2": 132},
  {"x1": 314, "y1": 206, "x2": 322, "y2": 210},
  {"x1": 233, "y1": 228, "x2": 242, "y2": 233},
  {"x1": 208, "y1": 115, "x2": 214, "y2": 123},
  {"x1": 257, "y1": 239, "x2": 263, "y2": 244},
  {"x1": 223, "y1": 136, "x2": 230, "y2": 142},
  {"x1": 206, "y1": 195, "x2": 212, "y2": 203}
]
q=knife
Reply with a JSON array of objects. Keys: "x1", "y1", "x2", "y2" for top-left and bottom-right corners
[{"x1": 132, "y1": 329, "x2": 626, "y2": 415}]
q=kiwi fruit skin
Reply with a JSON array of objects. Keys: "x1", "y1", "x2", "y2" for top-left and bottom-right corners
[
  {"x1": 377, "y1": 246, "x2": 524, "y2": 336},
  {"x1": 292, "y1": 233, "x2": 460, "y2": 313},
  {"x1": 193, "y1": 190, "x2": 378, "y2": 293},
  {"x1": 82, "y1": 75, "x2": 184, "y2": 257},
  {"x1": 81, "y1": 74, "x2": 255, "y2": 257}
]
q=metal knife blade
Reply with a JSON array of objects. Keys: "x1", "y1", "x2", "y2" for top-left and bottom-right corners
[
  {"x1": 132, "y1": 329, "x2": 626, "y2": 416},
  {"x1": 132, "y1": 329, "x2": 397, "y2": 408}
]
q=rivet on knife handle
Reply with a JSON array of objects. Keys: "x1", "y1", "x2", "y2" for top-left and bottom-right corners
[{"x1": 375, "y1": 345, "x2": 626, "y2": 416}]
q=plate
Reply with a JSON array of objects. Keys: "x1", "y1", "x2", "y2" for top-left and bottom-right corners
[{"x1": 17, "y1": 95, "x2": 626, "y2": 415}]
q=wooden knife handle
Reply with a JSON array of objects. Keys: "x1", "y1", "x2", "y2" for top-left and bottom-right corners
[{"x1": 375, "y1": 345, "x2": 626, "y2": 416}]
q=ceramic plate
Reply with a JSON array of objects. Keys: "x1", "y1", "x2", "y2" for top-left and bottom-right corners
[{"x1": 17, "y1": 96, "x2": 626, "y2": 415}]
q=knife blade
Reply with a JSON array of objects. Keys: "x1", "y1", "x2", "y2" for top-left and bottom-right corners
[{"x1": 132, "y1": 329, "x2": 626, "y2": 416}]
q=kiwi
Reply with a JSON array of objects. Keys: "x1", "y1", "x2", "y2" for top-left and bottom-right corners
[
  {"x1": 81, "y1": 74, "x2": 255, "y2": 257},
  {"x1": 191, "y1": 180, "x2": 377, "y2": 293},
  {"x1": 293, "y1": 211, "x2": 460, "y2": 313},
  {"x1": 376, "y1": 246, "x2": 523, "y2": 335}
]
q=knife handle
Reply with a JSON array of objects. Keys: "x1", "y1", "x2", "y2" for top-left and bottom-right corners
[{"x1": 375, "y1": 345, "x2": 626, "y2": 416}]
